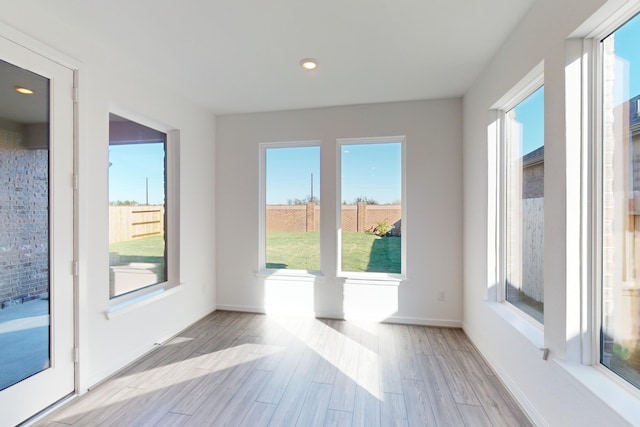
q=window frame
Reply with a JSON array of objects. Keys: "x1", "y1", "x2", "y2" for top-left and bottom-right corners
[
  {"x1": 258, "y1": 140, "x2": 322, "y2": 276},
  {"x1": 107, "y1": 109, "x2": 180, "y2": 312},
  {"x1": 587, "y1": 7, "x2": 640, "y2": 390},
  {"x1": 494, "y1": 66, "x2": 545, "y2": 326},
  {"x1": 336, "y1": 136, "x2": 407, "y2": 281}
]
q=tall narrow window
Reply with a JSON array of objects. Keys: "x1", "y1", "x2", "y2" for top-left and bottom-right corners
[
  {"x1": 109, "y1": 114, "x2": 168, "y2": 298},
  {"x1": 262, "y1": 143, "x2": 320, "y2": 272},
  {"x1": 600, "y1": 13, "x2": 640, "y2": 389},
  {"x1": 504, "y1": 85, "x2": 544, "y2": 323},
  {"x1": 338, "y1": 138, "x2": 404, "y2": 276}
]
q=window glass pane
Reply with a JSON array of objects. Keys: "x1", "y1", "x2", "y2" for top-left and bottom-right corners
[
  {"x1": 109, "y1": 114, "x2": 167, "y2": 298},
  {"x1": 601, "y1": 13, "x2": 640, "y2": 388},
  {"x1": 265, "y1": 145, "x2": 320, "y2": 271},
  {"x1": 0, "y1": 59, "x2": 51, "y2": 390},
  {"x1": 340, "y1": 142, "x2": 401, "y2": 274},
  {"x1": 505, "y1": 86, "x2": 544, "y2": 323}
]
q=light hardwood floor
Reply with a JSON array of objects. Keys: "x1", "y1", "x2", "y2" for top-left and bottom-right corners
[{"x1": 33, "y1": 311, "x2": 533, "y2": 427}]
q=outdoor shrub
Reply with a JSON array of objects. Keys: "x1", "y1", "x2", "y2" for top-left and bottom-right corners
[{"x1": 373, "y1": 220, "x2": 394, "y2": 237}]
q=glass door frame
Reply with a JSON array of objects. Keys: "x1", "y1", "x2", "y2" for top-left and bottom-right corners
[{"x1": 0, "y1": 32, "x2": 77, "y2": 426}]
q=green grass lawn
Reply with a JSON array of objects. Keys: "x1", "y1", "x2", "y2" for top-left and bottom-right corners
[
  {"x1": 341, "y1": 232, "x2": 401, "y2": 273},
  {"x1": 111, "y1": 233, "x2": 401, "y2": 274},
  {"x1": 266, "y1": 232, "x2": 321, "y2": 270},
  {"x1": 109, "y1": 235, "x2": 165, "y2": 257},
  {"x1": 266, "y1": 231, "x2": 400, "y2": 273}
]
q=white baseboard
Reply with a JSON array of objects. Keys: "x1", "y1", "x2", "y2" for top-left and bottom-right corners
[
  {"x1": 216, "y1": 304, "x2": 462, "y2": 327},
  {"x1": 86, "y1": 341, "x2": 158, "y2": 391},
  {"x1": 462, "y1": 322, "x2": 546, "y2": 427},
  {"x1": 382, "y1": 315, "x2": 462, "y2": 328},
  {"x1": 85, "y1": 308, "x2": 216, "y2": 391},
  {"x1": 216, "y1": 304, "x2": 266, "y2": 314}
]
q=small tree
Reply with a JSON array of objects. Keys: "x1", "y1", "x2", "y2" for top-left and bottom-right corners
[
  {"x1": 110, "y1": 200, "x2": 140, "y2": 206},
  {"x1": 287, "y1": 195, "x2": 319, "y2": 205},
  {"x1": 353, "y1": 196, "x2": 378, "y2": 205}
]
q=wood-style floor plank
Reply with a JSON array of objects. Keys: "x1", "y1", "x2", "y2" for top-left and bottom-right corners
[
  {"x1": 239, "y1": 402, "x2": 277, "y2": 427},
  {"x1": 295, "y1": 382, "x2": 332, "y2": 427},
  {"x1": 454, "y1": 349, "x2": 523, "y2": 427},
  {"x1": 440, "y1": 327, "x2": 467, "y2": 351},
  {"x1": 401, "y1": 379, "x2": 437, "y2": 426},
  {"x1": 351, "y1": 322, "x2": 381, "y2": 427},
  {"x1": 32, "y1": 311, "x2": 533, "y2": 427},
  {"x1": 189, "y1": 369, "x2": 271, "y2": 427},
  {"x1": 172, "y1": 352, "x2": 259, "y2": 417},
  {"x1": 267, "y1": 332, "x2": 324, "y2": 426},
  {"x1": 378, "y1": 323, "x2": 403, "y2": 395},
  {"x1": 408, "y1": 325, "x2": 435, "y2": 356},
  {"x1": 324, "y1": 409, "x2": 353, "y2": 427},
  {"x1": 352, "y1": 385, "x2": 380, "y2": 427},
  {"x1": 395, "y1": 325, "x2": 422, "y2": 381},
  {"x1": 327, "y1": 321, "x2": 361, "y2": 412},
  {"x1": 380, "y1": 392, "x2": 408, "y2": 427},
  {"x1": 487, "y1": 375, "x2": 535, "y2": 427},
  {"x1": 154, "y1": 412, "x2": 191, "y2": 427},
  {"x1": 457, "y1": 404, "x2": 493, "y2": 427},
  {"x1": 311, "y1": 319, "x2": 340, "y2": 384},
  {"x1": 425, "y1": 328, "x2": 450, "y2": 356},
  {"x1": 256, "y1": 319, "x2": 314, "y2": 404},
  {"x1": 434, "y1": 354, "x2": 480, "y2": 406},
  {"x1": 418, "y1": 355, "x2": 465, "y2": 427}
]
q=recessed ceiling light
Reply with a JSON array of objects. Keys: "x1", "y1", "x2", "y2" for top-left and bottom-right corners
[
  {"x1": 300, "y1": 58, "x2": 318, "y2": 71},
  {"x1": 15, "y1": 86, "x2": 34, "y2": 95}
]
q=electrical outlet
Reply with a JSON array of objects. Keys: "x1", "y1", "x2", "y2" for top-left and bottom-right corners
[{"x1": 438, "y1": 290, "x2": 446, "y2": 301}]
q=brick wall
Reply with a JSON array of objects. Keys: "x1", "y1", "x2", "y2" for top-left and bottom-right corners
[
  {"x1": 341, "y1": 205, "x2": 357, "y2": 232},
  {"x1": 0, "y1": 126, "x2": 49, "y2": 307},
  {"x1": 362, "y1": 205, "x2": 402, "y2": 234},
  {"x1": 267, "y1": 202, "x2": 401, "y2": 235}
]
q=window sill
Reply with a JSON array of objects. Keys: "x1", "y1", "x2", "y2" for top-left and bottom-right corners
[
  {"x1": 487, "y1": 300, "x2": 544, "y2": 350},
  {"x1": 338, "y1": 273, "x2": 404, "y2": 286},
  {"x1": 255, "y1": 270, "x2": 323, "y2": 280},
  {"x1": 554, "y1": 361, "x2": 640, "y2": 426},
  {"x1": 106, "y1": 284, "x2": 183, "y2": 319}
]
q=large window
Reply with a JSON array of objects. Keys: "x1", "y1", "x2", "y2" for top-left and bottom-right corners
[
  {"x1": 108, "y1": 113, "x2": 178, "y2": 299},
  {"x1": 503, "y1": 85, "x2": 545, "y2": 324},
  {"x1": 338, "y1": 138, "x2": 404, "y2": 277},
  {"x1": 600, "y1": 12, "x2": 640, "y2": 389},
  {"x1": 261, "y1": 143, "x2": 320, "y2": 272}
]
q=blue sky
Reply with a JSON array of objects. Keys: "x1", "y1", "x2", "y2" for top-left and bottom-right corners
[
  {"x1": 612, "y1": 12, "x2": 640, "y2": 105},
  {"x1": 341, "y1": 142, "x2": 401, "y2": 204},
  {"x1": 264, "y1": 142, "x2": 401, "y2": 205},
  {"x1": 513, "y1": 86, "x2": 544, "y2": 155},
  {"x1": 109, "y1": 142, "x2": 166, "y2": 204},
  {"x1": 266, "y1": 146, "x2": 320, "y2": 205}
]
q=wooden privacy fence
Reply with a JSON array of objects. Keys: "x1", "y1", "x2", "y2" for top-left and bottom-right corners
[
  {"x1": 109, "y1": 206, "x2": 165, "y2": 244},
  {"x1": 518, "y1": 197, "x2": 544, "y2": 302},
  {"x1": 266, "y1": 202, "x2": 401, "y2": 235}
]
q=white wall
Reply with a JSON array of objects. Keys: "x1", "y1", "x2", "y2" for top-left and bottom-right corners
[
  {"x1": 463, "y1": 0, "x2": 637, "y2": 425},
  {"x1": 216, "y1": 100, "x2": 463, "y2": 325},
  {"x1": 1, "y1": 6, "x2": 217, "y2": 391}
]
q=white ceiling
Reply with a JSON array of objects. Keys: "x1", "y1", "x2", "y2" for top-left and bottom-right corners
[{"x1": 28, "y1": 0, "x2": 534, "y2": 115}]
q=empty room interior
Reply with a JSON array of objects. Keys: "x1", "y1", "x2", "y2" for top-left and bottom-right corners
[{"x1": 2, "y1": 0, "x2": 640, "y2": 425}]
